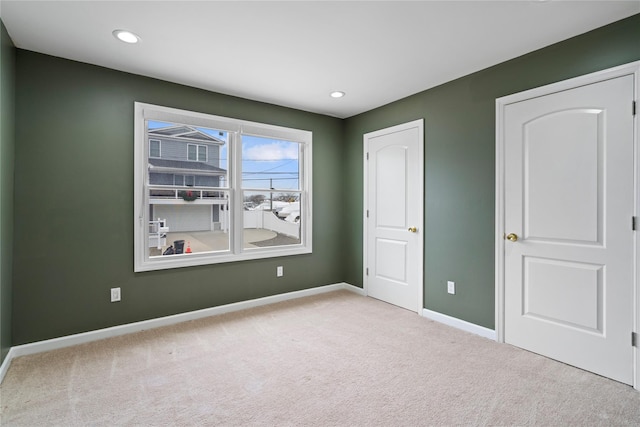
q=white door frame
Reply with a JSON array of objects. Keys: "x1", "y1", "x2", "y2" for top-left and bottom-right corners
[
  {"x1": 363, "y1": 119, "x2": 424, "y2": 313},
  {"x1": 495, "y1": 61, "x2": 640, "y2": 389}
]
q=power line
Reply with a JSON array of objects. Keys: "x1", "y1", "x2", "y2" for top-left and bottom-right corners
[
  {"x1": 243, "y1": 172, "x2": 298, "y2": 175},
  {"x1": 255, "y1": 158, "x2": 297, "y2": 173},
  {"x1": 243, "y1": 177, "x2": 298, "y2": 181},
  {"x1": 215, "y1": 158, "x2": 297, "y2": 162}
]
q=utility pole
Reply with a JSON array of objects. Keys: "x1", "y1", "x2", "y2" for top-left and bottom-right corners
[{"x1": 270, "y1": 178, "x2": 273, "y2": 211}]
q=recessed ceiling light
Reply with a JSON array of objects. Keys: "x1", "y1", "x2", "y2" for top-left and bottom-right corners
[
  {"x1": 112, "y1": 29, "x2": 140, "y2": 44},
  {"x1": 330, "y1": 91, "x2": 345, "y2": 98}
]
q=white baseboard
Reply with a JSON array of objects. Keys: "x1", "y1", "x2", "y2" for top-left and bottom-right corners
[
  {"x1": 344, "y1": 283, "x2": 366, "y2": 296},
  {"x1": 422, "y1": 308, "x2": 496, "y2": 340},
  {"x1": 0, "y1": 347, "x2": 16, "y2": 384},
  {"x1": 0, "y1": 282, "x2": 362, "y2": 384}
]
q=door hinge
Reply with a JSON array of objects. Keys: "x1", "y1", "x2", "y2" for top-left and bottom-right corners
[
  {"x1": 366, "y1": 152, "x2": 369, "y2": 160},
  {"x1": 632, "y1": 332, "x2": 637, "y2": 347},
  {"x1": 633, "y1": 216, "x2": 637, "y2": 231},
  {"x1": 633, "y1": 101, "x2": 637, "y2": 116},
  {"x1": 366, "y1": 210, "x2": 369, "y2": 218},
  {"x1": 366, "y1": 268, "x2": 369, "y2": 276}
]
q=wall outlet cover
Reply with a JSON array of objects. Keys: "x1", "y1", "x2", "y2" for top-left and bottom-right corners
[
  {"x1": 447, "y1": 281, "x2": 455, "y2": 295},
  {"x1": 111, "y1": 287, "x2": 121, "y2": 302}
]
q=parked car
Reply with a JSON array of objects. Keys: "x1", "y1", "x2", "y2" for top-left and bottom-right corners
[
  {"x1": 277, "y1": 202, "x2": 299, "y2": 219},
  {"x1": 284, "y1": 211, "x2": 300, "y2": 223},
  {"x1": 254, "y1": 201, "x2": 289, "y2": 212}
]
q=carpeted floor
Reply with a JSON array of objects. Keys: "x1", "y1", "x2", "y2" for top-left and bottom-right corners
[{"x1": 1, "y1": 290, "x2": 639, "y2": 426}]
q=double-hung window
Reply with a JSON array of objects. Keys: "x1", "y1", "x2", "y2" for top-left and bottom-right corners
[
  {"x1": 134, "y1": 102, "x2": 312, "y2": 272},
  {"x1": 188, "y1": 144, "x2": 207, "y2": 162}
]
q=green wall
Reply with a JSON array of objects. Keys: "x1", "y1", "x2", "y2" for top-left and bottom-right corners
[
  {"x1": 12, "y1": 51, "x2": 346, "y2": 345},
  {"x1": 0, "y1": 19, "x2": 15, "y2": 364},
  {"x1": 7, "y1": 13, "x2": 640, "y2": 346},
  {"x1": 344, "y1": 14, "x2": 640, "y2": 329}
]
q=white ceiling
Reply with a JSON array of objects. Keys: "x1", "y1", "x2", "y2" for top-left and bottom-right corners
[{"x1": 1, "y1": 1, "x2": 638, "y2": 118}]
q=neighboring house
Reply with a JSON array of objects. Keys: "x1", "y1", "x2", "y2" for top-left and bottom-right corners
[{"x1": 147, "y1": 125, "x2": 228, "y2": 233}]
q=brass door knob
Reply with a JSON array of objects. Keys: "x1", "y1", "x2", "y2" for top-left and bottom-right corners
[
  {"x1": 408, "y1": 227, "x2": 418, "y2": 233},
  {"x1": 506, "y1": 233, "x2": 518, "y2": 242}
]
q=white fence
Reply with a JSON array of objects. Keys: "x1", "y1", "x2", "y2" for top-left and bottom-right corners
[{"x1": 243, "y1": 210, "x2": 299, "y2": 239}]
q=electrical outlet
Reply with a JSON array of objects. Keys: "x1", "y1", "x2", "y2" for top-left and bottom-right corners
[
  {"x1": 111, "y1": 287, "x2": 121, "y2": 302},
  {"x1": 277, "y1": 266, "x2": 284, "y2": 277},
  {"x1": 447, "y1": 281, "x2": 455, "y2": 295}
]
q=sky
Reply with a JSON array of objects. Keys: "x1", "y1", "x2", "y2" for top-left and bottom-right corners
[
  {"x1": 241, "y1": 135, "x2": 300, "y2": 190},
  {"x1": 148, "y1": 121, "x2": 300, "y2": 190}
]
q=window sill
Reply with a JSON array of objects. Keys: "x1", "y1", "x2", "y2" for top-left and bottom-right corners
[{"x1": 134, "y1": 245, "x2": 312, "y2": 272}]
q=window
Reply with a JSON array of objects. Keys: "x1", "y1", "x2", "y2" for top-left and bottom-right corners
[
  {"x1": 149, "y1": 139, "x2": 161, "y2": 158},
  {"x1": 187, "y1": 144, "x2": 196, "y2": 161},
  {"x1": 187, "y1": 144, "x2": 207, "y2": 162},
  {"x1": 134, "y1": 102, "x2": 312, "y2": 272},
  {"x1": 173, "y1": 175, "x2": 196, "y2": 187}
]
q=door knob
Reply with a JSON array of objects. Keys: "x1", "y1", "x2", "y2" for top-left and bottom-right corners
[
  {"x1": 408, "y1": 227, "x2": 418, "y2": 233},
  {"x1": 506, "y1": 233, "x2": 518, "y2": 242}
]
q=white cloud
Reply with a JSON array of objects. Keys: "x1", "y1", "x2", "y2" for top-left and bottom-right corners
[{"x1": 243, "y1": 141, "x2": 298, "y2": 161}]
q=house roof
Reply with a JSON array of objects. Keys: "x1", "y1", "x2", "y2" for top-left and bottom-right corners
[
  {"x1": 148, "y1": 159, "x2": 226, "y2": 175},
  {"x1": 148, "y1": 125, "x2": 225, "y2": 144}
]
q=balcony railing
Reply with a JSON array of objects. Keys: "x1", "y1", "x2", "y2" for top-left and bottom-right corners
[{"x1": 149, "y1": 185, "x2": 227, "y2": 201}]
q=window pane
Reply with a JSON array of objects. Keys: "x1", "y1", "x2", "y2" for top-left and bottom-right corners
[
  {"x1": 146, "y1": 118, "x2": 232, "y2": 258},
  {"x1": 149, "y1": 139, "x2": 161, "y2": 158},
  {"x1": 188, "y1": 144, "x2": 197, "y2": 161},
  {"x1": 147, "y1": 120, "x2": 228, "y2": 189},
  {"x1": 242, "y1": 136, "x2": 299, "y2": 190},
  {"x1": 242, "y1": 191, "x2": 301, "y2": 249},
  {"x1": 148, "y1": 190, "x2": 230, "y2": 256}
]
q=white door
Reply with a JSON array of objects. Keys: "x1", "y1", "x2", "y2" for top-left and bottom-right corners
[
  {"x1": 503, "y1": 75, "x2": 634, "y2": 384},
  {"x1": 365, "y1": 120, "x2": 423, "y2": 313}
]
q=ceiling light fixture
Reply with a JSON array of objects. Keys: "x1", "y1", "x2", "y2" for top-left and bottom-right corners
[
  {"x1": 112, "y1": 29, "x2": 140, "y2": 44},
  {"x1": 330, "y1": 91, "x2": 345, "y2": 98}
]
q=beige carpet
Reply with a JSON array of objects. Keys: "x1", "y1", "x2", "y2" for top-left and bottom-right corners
[{"x1": 1, "y1": 290, "x2": 639, "y2": 426}]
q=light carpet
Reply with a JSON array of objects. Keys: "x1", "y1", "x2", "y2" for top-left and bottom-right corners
[{"x1": 1, "y1": 290, "x2": 640, "y2": 426}]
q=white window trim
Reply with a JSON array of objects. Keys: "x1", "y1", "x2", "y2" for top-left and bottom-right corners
[{"x1": 134, "y1": 102, "x2": 312, "y2": 272}]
